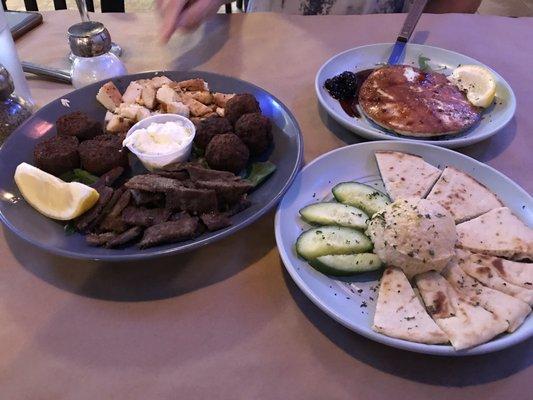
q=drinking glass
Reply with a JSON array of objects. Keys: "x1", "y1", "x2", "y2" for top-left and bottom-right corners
[{"x1": 0, "y1": 7, "x2": 34, "y2": 108}]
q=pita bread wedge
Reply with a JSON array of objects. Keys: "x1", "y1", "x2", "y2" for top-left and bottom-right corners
[
  {"x1": 415, "y1": 271, "x2": 508, "y2": 350},
  {"x1": 443, "y1": 260, "x2": 531, "y2": 332},
  {"x1": 372, "y1": 267, "x2": 449, "y2": 344},
  {"x1": 456, "y1": 249, "x2": 533, "y2": 305},
  {"x1": 456, "y1": 207, "x2": 533, "y2": 261},
  {"x1": 489, "y1": 256, "x2": 533, "y2": 289},
  {"x1": 375, "y1": 151, "x2": 442, "y2": 201},
  {"x1": 426, "y1": 166, "x2": 502, "y2": 223}
]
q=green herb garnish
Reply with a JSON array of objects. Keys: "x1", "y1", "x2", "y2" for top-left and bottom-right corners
[
  {"x1": 418, "y1": 55, "x2": 431, "y2": 72},
  {"x1": 245, "y1": 161, "x2": 277, "y2": 187},
  {"x1": 64, "y1": 222, "x2": 77, "y2": 236},
  {"x1": 60, "y1": 169, "x2": 99, "y2": 185}
]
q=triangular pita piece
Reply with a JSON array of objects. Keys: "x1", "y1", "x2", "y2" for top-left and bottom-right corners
[
  {"x1": 443, "y1": 259, "x2": 531, "y2": 332},
  {"x1": 456, "y1": 207, "x2": 533, "y2": 261},
  {"x1": 372, "y1": 267, "x2": 448, "y2": 344},
  {"x1": 456, "y1": 249, "x2": 533, "y2": 305},
  {"x1": 489, "y1": 256, "x2": 533, "y2": 289},
  {"x1": 375, "y1": 151, "x2": 442, "y2": 201},
  {"x1": 415, "y1": 271, "x2": 508, "y2": 350},
  {"x1": 426, "y1": 166, "x2": 502, "y2": 223}
]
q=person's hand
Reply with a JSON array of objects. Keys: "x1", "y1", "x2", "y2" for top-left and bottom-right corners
[{"x1": 157, "y1": 0, "x2": 227, "y2": 42}]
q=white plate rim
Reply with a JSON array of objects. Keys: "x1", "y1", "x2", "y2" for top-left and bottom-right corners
[
  {"x1": 315, "y1": 43, "x2": 517, "y2": 149},
  {"x1": 275, "y1": 141, "x2": 532, "y2": 356}
]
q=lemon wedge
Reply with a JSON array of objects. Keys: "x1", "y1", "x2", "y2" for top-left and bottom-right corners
[
  {"x1": 448, "y1": 65, "x2": 496, "y2": 108},
  {"x1": 14, "y1": 163, "x2": 99, "y2": 221}
]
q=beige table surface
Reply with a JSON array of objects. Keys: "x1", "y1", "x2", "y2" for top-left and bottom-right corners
[{"x1": 1, "y1": 10, "x2": 532, "y2": 400}]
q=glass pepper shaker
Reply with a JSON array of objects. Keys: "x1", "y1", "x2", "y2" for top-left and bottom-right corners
[
  {"x1": 68, "y1": 21, "x2": 127, "y2": 89},
  {"x1": 0, "y1": 64, "x2": 32, "y2": 145}
]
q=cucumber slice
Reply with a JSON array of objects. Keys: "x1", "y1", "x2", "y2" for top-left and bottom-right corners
[
  {"x1": 310, "y1": 253, "x2": 383, "y2": 276},
  {"x1": 299, "y1": 202, "x2": 369, "y2": 230},
  {"x1": 296, "y1": 226, "x2": 373, "y2": 260},
  {"x1": 332, "y1": 182, "x2": 390, "y2": 216}
]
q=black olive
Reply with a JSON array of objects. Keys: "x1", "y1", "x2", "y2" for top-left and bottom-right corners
[{"x1": 324, "y1": 71, "x2": 358, "y2": 100}]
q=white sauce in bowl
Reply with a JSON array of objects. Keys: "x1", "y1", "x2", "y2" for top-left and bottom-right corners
[{"x1": 123, "y1": 121, "x2": 194, "y2": 156}]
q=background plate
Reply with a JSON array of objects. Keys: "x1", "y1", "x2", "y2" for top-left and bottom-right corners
[
  {"x1": 315, "y1": 43, "x2": 516, "y2": 149},
  {"x1": 0, "y1": 71, "x2": 303, "y2": 261},
  {"x1": 275, "y1": 141, "x2": 532, "y2": 356}
]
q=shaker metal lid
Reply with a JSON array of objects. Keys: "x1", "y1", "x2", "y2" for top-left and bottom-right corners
[
  {"x1": 0, "y1": 64, "x2": 15, "y2": 100},
  {"x1": 68, "y1": 21, "x2": 112, "y2": 57}
]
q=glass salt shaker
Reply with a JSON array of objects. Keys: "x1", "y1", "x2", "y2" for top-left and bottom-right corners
[
  {"x1": 0, "y1": 65, "x2": 32, "y2": 144},
  {"x1": 68, "y1": 21, "x2": 127, "y2": 89}
]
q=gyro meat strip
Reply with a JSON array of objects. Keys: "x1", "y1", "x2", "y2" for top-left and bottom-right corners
[
  {"x1": 374, "y1": 151, "x2": 442, "y2": 200},
  {"x1": 456, "y1": 249, "x2": 533, "y2": 305},
  {"x1": 89, "y1": 186, "x2": 128, "y2": 231},
  {"x1": 225, "y1": 195, "x2": 251, "y2": 216},
  {"x1": 194, "y1": 179, "x2": 253, "y2": 206},
  {"x1": 166, "y1": 186, "x2": 218, "y2": 214},
  {"x1": 86, "y1": 232, "x2": 117, "y2": 247},
  {"x1": 415, "y1": 271, "x2": 508, "y2": 350},
  {"x1": 130, "y1": 189, "x2": 165, "y2": 207},
  {"x1": 456, "y1": 207, "x2": 533, "y2": 260},
  {"x1": 426, "y1": 166, "x2": 502, "y2": 223},
  {"x1": 138, "y1": 220, "x2": 199, "y2": 249},
  {"x1": 372, "y1": 267, "x2": 448, "y2": 344},
  {"x1": 99, "y1": 189, "x2": 132, "y2": 233},
  {"x1": 106, "y1": 226, "x2": 143, "y2": 248},
  {"x1": 125, "y1": 174, "x2": 183, "y2": 192},
  {"x1": 200, "y1": 212, "x2": 232, "y2": 232},
  {"x1": 92, "y1": 166, "x2": 124, "y2": 189},
  {"x1": 443, "y1": 259, "x2": 531, "y2": 333},
  {"x1": 121, "y1": 206, "x2": 172, "y2": 227},
  {"x1": 176, "y1": 78, "x2": 208, "y2": 92},
  {"x1": 170, "y1": 211, "x2": 205, "y2": 235},
  {"x1": 75, "y1": 186, "x2": 114, "y2": 232},
  {"x1": 187, "y1": 165, "x2": 239, "y2": 182},
  {"x1": 153, "y1": 170, "x2": 189, "y2": 181}
]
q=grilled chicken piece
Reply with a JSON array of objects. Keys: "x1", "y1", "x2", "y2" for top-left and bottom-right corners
[
  {"x1": 96, "y1": 81, "x2": 122, "y2": 112},
  {"x1": 156, "y1": 85, "x2": 179, "y2": 106},
  {"x1": 122, "y1": 81, "x2": 143, "y2": 104},
  {"x1": 106, "y1": 114, "x2": 134, "y2": 134}
]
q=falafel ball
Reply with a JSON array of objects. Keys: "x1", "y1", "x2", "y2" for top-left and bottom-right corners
[
  {"x1": 205, "y1": 133, "x2": 249, "y2": 173},
  {"x1": 34, "y1": 135, "x2": 80, "y2": 176},
  {"x1": 235, "y1": 113, "x2": 272, "y2": 155},
  {"x1": 79, "y1": 134, "x2": 129, "y2": 176},
  {"x1": 194, "y1": 116, "x2": 233, "y2": 150},
  {"x1": 225, "y1": 93, "x2": 261, "y2": 125},
  {"x1": 56, "y1": 111, "x2": 102, "y2": 140}
]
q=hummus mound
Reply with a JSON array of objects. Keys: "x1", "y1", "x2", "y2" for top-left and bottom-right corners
[{"x1": 367, "y1": 198, "x2": 457, "y2": 278}]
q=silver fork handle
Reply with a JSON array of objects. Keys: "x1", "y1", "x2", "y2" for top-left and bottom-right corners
[{"x1": 21, "y1": 62, "x2": 72, "y2": 84}]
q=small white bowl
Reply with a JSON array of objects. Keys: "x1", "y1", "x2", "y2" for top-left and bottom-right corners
[{"x1": 124, "y1": 114, "x2": 196, "y2": 171}]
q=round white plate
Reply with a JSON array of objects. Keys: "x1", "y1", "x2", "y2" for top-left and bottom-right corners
[
  {"x1": 315, "y1": 43, "x2": 516, "y2": 149},
  {"x1": 275, "y1": 141, "x2": 532, "y2": 356}
]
